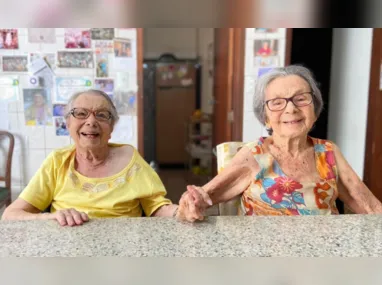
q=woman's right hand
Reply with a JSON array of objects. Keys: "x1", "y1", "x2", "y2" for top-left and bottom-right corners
[
  {"x1": 176, "y1": 185, "x2": 213, "y2": 222},
  {"x1": 49, "y1": 208, "x2": 89, "y2": 226}
]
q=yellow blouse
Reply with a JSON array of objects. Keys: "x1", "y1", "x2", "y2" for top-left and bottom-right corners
[{"x1": 19, "y1": 144, "x2": 172, "y2": 218}]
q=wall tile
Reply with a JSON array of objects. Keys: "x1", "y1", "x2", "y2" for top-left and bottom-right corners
[
  {"x1": 24, "y1": 149, "x2": 46, "y2": 182},
  {"x1": 44, "y1": 126, "x2": 70, "y2": 149}
]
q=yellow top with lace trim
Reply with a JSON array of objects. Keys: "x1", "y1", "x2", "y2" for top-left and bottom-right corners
[{"x1": 19, "y1": 144, "x2": 172, "y2": 218}]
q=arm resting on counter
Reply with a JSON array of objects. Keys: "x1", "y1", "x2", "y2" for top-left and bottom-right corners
[
  {"x1": 1, "y1": 198, "x2": 51, "y2": 221},
  {"x1": 2, "y1": 198, "x2": 89, "y2": 226},
  {"x1": 333, "y1": 143, "x2": 382, "y2": 214},
  {"x1": 202, "y1": 146, "x2": 259, "y2": 204}
]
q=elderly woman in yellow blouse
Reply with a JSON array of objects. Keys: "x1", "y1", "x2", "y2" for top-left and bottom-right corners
[
  {"x1": 177, "y1": 65, "x2": 382, "y2": 221},
  {"x1": 2, "y1": 90, "x2": 180, "y2": 226}
]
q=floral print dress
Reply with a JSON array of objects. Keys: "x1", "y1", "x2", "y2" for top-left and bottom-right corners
[{"x1": 240, "y1": 137, "x2": 339, "y2": 216}]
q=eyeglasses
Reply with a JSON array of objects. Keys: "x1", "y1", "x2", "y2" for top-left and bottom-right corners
[
  {"x1": 265, "y1": 92, "x2": 313, "y2": 111},
  {"x1": 69, "y1": 108, "x2": 113, "y2": 122}
]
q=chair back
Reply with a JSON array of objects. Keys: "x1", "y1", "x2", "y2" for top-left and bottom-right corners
[
  {"x1": 216, "y1": 142, "x2": 246, "y2": 216},
  {"x1": 0, "y1": 131, "x2": 15, "y2": 206}
]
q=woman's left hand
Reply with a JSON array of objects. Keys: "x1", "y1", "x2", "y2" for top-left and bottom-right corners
[{"x1": 176, "y1": 185, "x2": 213, "y2": 222}]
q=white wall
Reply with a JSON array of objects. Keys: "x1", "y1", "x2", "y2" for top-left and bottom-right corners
[
  {"x1": 327, "y1": 28, "x2": 373, "y2": 179},
  {"x1": 143, "y1": 28, "x2": 214, "y2": 114}
]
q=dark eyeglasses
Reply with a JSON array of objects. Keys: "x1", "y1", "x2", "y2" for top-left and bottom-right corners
[
  {"x1": 265, "y1": 92, "x2": 313, "y2": 111},
  {"x1": 69, "y1": 108, "x2": 113, "y2": 122}
]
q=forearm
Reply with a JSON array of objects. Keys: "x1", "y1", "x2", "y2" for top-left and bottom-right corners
[
  {"x1": 151, "y1": 204, "x2": 178, "y2": 217},
  {"x1": 203, "y1": 166, "x2": 252, "y2": 204},
  {"x1": 1, "y1": 208, "x2": 52, "y2": 221},
  {"x1": 341, "y1": 182, "x2": 382, "y2": 214}
]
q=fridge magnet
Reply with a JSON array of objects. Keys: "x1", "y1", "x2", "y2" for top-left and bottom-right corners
[
  {"x1": 0, "y1": 29, "x2": 18, "y2": 49},
  {"x1": 55, "y1": 77, "x2": 92, "y2": 102},
  {"x1": 28, "y1": 28, "x2": 56, "y2": 43},
  {"x1": 96, "y1": 54, "x2": 108, "y2": 77},
  {"x1": 254, "y1": 56, "x2": 279, "y2": 67},
  {"x1": 2, "y1": 56, "x2": 28, "y2": 72},
  {"x1": 57, "y1": 51, "x2": 94, "y2": 68},
  {"x1": 30, "y1": 53, "x2": 56, "y2": 69},
  {"x1": 55, "y1": 117, "x2": 69, "y2": 136},
  {"x1": 258, "y1": 67, "x2": 273, "y2": 77},
  {"x1": 114, "y1": 38, "x2": 132, "y2": 57},
  {"x1": 0, "y1": 76, "x2": 19, "y2": 101},
  {"x1": 23, "y1": 88, "x2": 52, "y2": 126},
  {"x1": 53, "y1": 104, "x2": 67, "y2": 117},
  {"x1": 95, "y1": 40, "x2": 114, "y2": 54},
  {"x1": 254, "y1": 39, "x2": 279, "y2": 57},
  {"x1": 64, "y1": 28, "x2": 91, "y2": 48},
  {"x1": 95, "y1": 79, "x2": 114, "y2": 98},
  {"x1": 113, "y1": 90, "x2": 136, "y2": 115},
  {"x1": 91, "y1": 28, "x2": 114, "y2": 40}
]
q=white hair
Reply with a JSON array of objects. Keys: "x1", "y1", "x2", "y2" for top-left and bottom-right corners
[{"x1": 253, "y1": 65, "x2": 323, "y2": 135}]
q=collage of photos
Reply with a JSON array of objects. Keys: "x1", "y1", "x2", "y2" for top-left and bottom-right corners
[
  {"x1": 0, "y1": 28, "x2": 137, "y2": 137},
  {"x1": 251, "y1": 29, "x2": 285, "y2": 77}
]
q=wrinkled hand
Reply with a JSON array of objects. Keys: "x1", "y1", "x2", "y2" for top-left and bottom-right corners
[
  {"x1": 176, "y1": 185, "x2": 213, "y2": 222},
  {"x1": 50, "y1": 208, "x2": 89, "y2": 226}
]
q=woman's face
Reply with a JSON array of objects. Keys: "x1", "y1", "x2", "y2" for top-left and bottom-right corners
[
  {"x1": 33, "y1": 94, "x2": 45, "y2": 106},
  {"x1": 66, "y1": 93, "x2": 114, "y2": 150},
  {"x1": 264, "y1": 75, "x2": 316, "y2": 139}
]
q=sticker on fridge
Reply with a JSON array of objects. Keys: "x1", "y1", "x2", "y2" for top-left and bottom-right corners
[
  {"x1": 57, "y1": 51, "x2": 94, "y2": 68},
  {"x1": 55, "y1": 77, "x2": 92, "y2": 102},
  {"x1": 23, "y1": 88, "x2": 53, "y2": 126},
  {"x1": 2, "y1": 56, "x2": 28, "y2": 72},
  {"x1": 0, "y1": 29, "x2": 18, "y2": 49},
  {"x1": 64, "y1": 28, "x2": 91, "y2": 48}
]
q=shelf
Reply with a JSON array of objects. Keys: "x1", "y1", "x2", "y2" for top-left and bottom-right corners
[{"x1": 186, "y1": 144, "x2": 213, "y2": 158}]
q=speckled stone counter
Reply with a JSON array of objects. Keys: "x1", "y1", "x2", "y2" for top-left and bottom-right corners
[{"x1": 1, "y1": 215, "x2": 381, "y2": 257}]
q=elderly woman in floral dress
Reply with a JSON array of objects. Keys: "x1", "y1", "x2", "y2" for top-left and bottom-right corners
[{"x1": 177, "y1": 65, "x2": 382, "y2": 221}]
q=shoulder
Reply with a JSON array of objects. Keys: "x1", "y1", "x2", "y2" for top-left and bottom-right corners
[
  {"x1": 45, "y1": 145, "x2": 75, "y2": 167},
  {"x1": 244, "y1": 137, "x2": 267, "y2": 155},
  {"x1": 310, "y1": 137, "x2": 338, "y2": 153},
  {"x1": 110, "y1": 143, "x2": 135, "y2": 159}
]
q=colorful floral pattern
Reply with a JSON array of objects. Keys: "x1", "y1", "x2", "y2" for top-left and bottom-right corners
[{"x1": 240, "y1": 137, "x2": 339, "y2": 216}]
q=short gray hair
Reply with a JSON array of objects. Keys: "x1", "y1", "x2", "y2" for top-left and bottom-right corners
[
  {"x1": 64, "y1": 89, "x2": 120, "y2": 125},
  {"x1": 253, "y1": 65, "x2": 323, "y2": 134}
]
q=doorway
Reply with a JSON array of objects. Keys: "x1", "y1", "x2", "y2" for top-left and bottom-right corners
[
  {"x1": 290, "y1": 28, "x2": 333, "y2": 139},
  {"x1": 137, "y1": 28, "x2": 215, "y2": 205}
]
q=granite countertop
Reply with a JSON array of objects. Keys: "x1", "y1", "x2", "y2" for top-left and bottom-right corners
[{"x1": 1, "y1": 215, "x2": 381, "y2": 257}]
